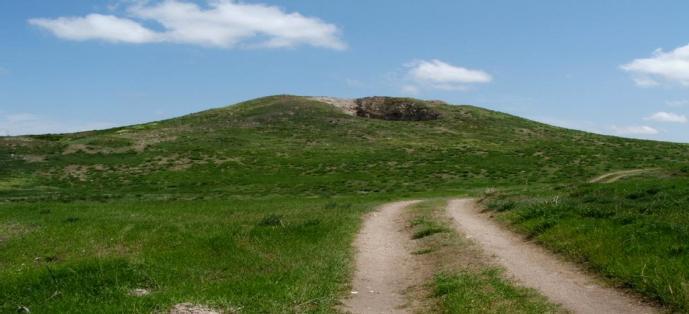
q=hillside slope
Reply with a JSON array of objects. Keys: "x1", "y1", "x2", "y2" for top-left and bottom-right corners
[{"x1": 2, "y1": 95, "x2": 687, "y2": 201}]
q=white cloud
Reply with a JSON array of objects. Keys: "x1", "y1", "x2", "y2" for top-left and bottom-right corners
[
  {"x1": 611, "y1": 125, "x2": 659, "y2": 135},
  {"x1": 645, "y1": 111, "x2": 687, "y2": 123},
  {"x1": 0, "y1": 113, "x2": 116, "y2": 136},
  {"x1": 29, "y1": 14, "x2": 159, "y2": 43},
  {"x1": 631, "y1": 77, "x2": 660, "y2": 87},
  {"x1": 29, "y1": 0, "x2": 345, "y2": 50},
  {"x1": 621, "y1": 44, "x2": 689, "y2": 87},
  {"x1": 405, "y1": 59, "x2": 492, "y2": 91}
]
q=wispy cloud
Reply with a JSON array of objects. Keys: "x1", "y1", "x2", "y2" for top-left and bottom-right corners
[
  {"x1": 667, "y1": 100, "x2": 689, "y2": 108},
  {"x1": 611, "y1": 125, "x2": 659, "y2": 135},
  {"x1": 645, "y1": 111, "x2": 687, "y2": 123},
  {"x1": 29, "y1": 0, "x2": 346, "y2": 50},
  {"x1": 621, "y1": 44, "x2": 689, "y2": 87},
  {"x1": 29, "y1": 14, "x2": 158, "y2": 44},
  {"x1": 404, "y1": 59, "x2": 492, "y2": 92},
  {"x1": 0, "y1": 113, "x2": 115, "y2": 136}
]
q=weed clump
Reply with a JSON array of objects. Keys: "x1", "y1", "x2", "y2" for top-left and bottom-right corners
[
  {"x1": 413, "y1": 227, "x2": 447, "y2": 239},
  {"x1": 63, "y1": 217, "x2": 80, "y2": 223},
  {"x1": 258, "y1": 214, "x2": 284, "y2": 227},
  {"x1": 412, "y1": 248, "x2": 434, "y2": 255},
  {"x1": 490, "y1": 200, "x2": 516, "y2": 212}
]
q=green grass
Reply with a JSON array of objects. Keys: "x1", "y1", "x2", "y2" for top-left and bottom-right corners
[
  {"x1": 0, "y1": 197, "x2": 369, "y2": 313},
  {"x1": 2, "y1": 95, "x2": 689, "y2": 311},
  {"x1": 434, "y1": 270, "x2": 559, "y2": 314},
  {"x1": 410, "y1": 216, "x2": 449, "y2": 239},
  {"x1": 486, "y1": 170, "x2": 689, "y2": 311},
  {"x1": 408, "y1": 200, "x2": 560, "y2": 313},
  {"x1": 2, "y1": 95, "x2": 686, "y2": 202}
]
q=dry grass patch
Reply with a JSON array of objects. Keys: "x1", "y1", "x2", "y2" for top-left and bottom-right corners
[{"x1": 0, "y1": 222, "x2": 31, "y2": 244}]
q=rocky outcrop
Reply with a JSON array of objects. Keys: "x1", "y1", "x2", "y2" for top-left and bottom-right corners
[
  {"x1": 354, "y1": 97, "x2": 441, "y2": 121},
  {"x1": 310, "y1": 96, "x2": 442, "y2": 121}
]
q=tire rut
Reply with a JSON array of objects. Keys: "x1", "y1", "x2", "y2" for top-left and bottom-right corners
[
  {"x1": 341, "y1": 200, "x2": 421, "y2": 314},
  {"x1": 447, "y1": 198, "x2": 658, "y2": 314}
]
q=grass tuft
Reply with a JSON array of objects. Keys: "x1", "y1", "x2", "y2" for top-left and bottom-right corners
[
  {"x1": 410, "y1": 217, "x2": 448, "y2": 239},
  {"x1": 434, "y1": 270, "x2": 559, "y2": 313},
  {"x1": 413, "y1": 226, "x2": 448, "y2": 239},
  {"x1": 63, "y1": 217, "x2": 80, "y2": 223},
  {"x1": 257, "y1": 214, "x2": 284, "y2": 227},
  {"x1": 412, "y1": 248, "x2": 434, "y2": 255}
]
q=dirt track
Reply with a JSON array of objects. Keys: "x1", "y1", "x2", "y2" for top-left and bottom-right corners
[
  {"x1": 447, "y1": 198, "x2": 657, "y2": 314},
  {"x1": 341, "y1": 201, "x2": 421, "y2": 314},
  {"x1": 589, "y1": 168, "x2": 658, "y2": 183}
]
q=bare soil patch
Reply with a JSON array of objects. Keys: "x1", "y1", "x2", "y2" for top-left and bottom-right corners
[
  {"x1": 169, "y1": 303, "x2": 221, "y2": 314},
  {"x1": 21, "y1": 155, "x2": 46, "y2": 163},
  {"x1": 308, "y1": 96, "x2": 357, "y2": 115}
]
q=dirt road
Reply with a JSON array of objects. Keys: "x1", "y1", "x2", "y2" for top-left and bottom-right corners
[
  {"x1": 447, "y1": 198, "x2": 657, "y2": 314},
  {"x1": 341, "y1": 201, "x2": 421, "y2": 314}
]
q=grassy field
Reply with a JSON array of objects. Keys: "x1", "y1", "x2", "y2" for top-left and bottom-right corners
[
  {"x1": 0, "y1": 197, "x2": 372, "y2": 313},
  {"x1": 485, "y1": 168, "x2": 689, "y2": 311},
  {"x1": 2, "y1": 95, "x2": 689, "y2": 312}
]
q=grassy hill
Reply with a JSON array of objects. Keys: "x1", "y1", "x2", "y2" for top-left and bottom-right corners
[
  {"x1": 3, "y1": 95, "x2": 685, "y2": 200},
  {"x1": 2, "y1": 95, "x2": 689, "y2": 312}
]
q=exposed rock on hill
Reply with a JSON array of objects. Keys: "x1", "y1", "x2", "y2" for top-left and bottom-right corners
[
  {"x1": 310, "y1": 96, "x2": 441, "y2": 121},
  {"x1": 308, "y1": 96, "x2": 357, "y2": 116},
  {"x1": 354, "y1": 97, "x2": 441, "y2": 121}
]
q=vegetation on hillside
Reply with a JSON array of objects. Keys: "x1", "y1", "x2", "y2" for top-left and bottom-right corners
[
  {"x1": 2, "y1": 95, "x2": 685, "y2": 201},
  {"x1": 2, "y1": 95, "x2": 688, "y2": 312}
]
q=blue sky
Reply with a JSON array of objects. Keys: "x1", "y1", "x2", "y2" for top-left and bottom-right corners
[{"x1": 2, "y1": 1, "x2": 689, "y2": 142}]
